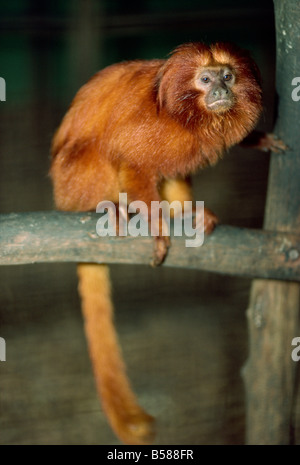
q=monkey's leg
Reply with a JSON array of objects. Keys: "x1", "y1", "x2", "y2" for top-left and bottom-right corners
[
  {"x1": 160, "y1": 176, "x2": 218, "y2": 233},
  {"x1": 119, "y1": 166, "x2": 171, "y2": 266},
  {"x1": 77, "y1": 263, "x2": 155, "y2": 445},
  {"x1": 160, "y1": 176, "x2": 194, "y2": 209}
]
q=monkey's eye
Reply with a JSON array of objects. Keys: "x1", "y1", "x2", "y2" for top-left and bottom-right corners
[
  {"x1": 223, "y1": 74, "x2": 232, "y2": 81},
  {"x1": 201, "y1": 76, "x2": 211, "y2": 83}
]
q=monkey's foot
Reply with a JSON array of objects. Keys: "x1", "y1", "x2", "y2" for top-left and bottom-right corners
[
  {"x1": 203, "y1": 208, "x2": 219, "y2": 234},
  {"x1": 151, "y1": 235, "x2": 170, "y2": 267},
  {"x1": 192, "y1": 207, "x2": 219, "y2": 235}
]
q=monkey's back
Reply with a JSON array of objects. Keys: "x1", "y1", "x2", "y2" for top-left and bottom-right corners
[
  {"x1": 50, "y1": 60, "x2": 169, "y2": 210},
  {"x1": 50, "y1": 58, "x2": 199, "y2": 210},
  {"x1": 51, "y1": 60, "x2": 164, "y2": 158}
]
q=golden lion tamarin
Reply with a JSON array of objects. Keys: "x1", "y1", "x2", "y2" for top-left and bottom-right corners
[{"x1": 50, "y1": 42, "x2": 283, "y2": 444}]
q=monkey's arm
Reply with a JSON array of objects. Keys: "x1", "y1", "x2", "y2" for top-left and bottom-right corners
[{"x1": 240, "y1": 130, "x2": 288, "y2": 153}]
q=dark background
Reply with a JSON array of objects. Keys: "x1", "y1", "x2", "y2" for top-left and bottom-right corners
[{"x1": 0, "y1": 0, "x2": 298, "y2": 444}]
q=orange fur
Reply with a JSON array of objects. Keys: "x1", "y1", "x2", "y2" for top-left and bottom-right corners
[
  {"x1": 50, "y1": 42, "x2": 262, "y2": 444},
  {"x1": 51, "y1": 43, "x2": 262, "y2": 211}
]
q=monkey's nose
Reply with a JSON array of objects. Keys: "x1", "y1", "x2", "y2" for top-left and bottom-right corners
[{"x1": 213, "y1": 88, "x2": 229, "y2": 98}]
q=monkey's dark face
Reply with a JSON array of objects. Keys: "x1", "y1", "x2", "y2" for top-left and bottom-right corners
[{"x1": 196, "y1": 67, "x2": 236, "y2": 113}]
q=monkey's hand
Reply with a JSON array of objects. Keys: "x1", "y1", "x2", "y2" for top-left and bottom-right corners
[
  {"x1": 152, "y1": 235, "x2": 171, "y2": 267},
  {"x1": 255, "y1": 133, "x2": 288, "y2": 153},
  {"x1": 151, "y1": 207, "x2": 218, "y2": 267},
  {"x1": 240, "y1": 130, "x2": 288, "y2": 153},
  {"x1": 151, "y1": 215, "x2": 170, "y2": 267}
]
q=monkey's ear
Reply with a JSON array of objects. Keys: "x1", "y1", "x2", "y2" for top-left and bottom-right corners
[
  {"x1": 155, "y1": 42, "x2": 208, "y2": 113},
  {"x1": 155, "y1": 64, "x2": 169, "y2": 112}
]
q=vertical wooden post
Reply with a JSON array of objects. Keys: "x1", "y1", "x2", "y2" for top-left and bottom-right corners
[{"x1": 242, "y1": 0, "x2": 300, "y2": 445}]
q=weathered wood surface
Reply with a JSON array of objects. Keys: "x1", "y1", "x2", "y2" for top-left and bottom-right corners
[
  {"x1": 242, "y1": 0, "x2": 300, "y2": 445},
  {"x1": 0, "y1": 211, "x2": 300, "y2": 281}
]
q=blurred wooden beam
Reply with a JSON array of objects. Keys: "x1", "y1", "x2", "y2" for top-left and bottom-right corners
[{"x1": 0, "y1": 211, "x2": 299, "y2": 282}]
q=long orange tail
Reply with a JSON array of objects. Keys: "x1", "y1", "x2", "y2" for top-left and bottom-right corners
[{"x1": 77, "y1": 263, "x2": 155, "y2": 445}]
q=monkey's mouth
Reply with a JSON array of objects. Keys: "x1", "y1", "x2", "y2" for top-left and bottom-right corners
[{"x1": 207, "y1": 99, "x2": 232, "y2": 112}]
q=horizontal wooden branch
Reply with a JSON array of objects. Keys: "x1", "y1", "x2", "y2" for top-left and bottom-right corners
[{"x1": 0, "y1": 211, "x2": 300, "y2": 281}]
